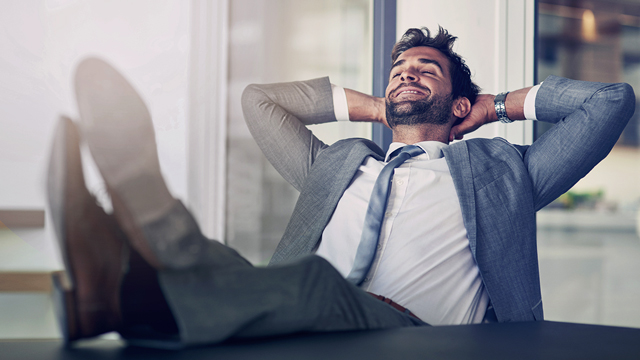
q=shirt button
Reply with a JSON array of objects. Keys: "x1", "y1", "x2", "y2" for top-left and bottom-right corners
[
  {"x1": 396, "y1": 179, "x2": 404, "y2": 185},
  {"x1": 385, "y1": 211, "x2": 393, "y2": 217},
  {"x1": 377, "y1": 244, "x2": 382, "y2": 250},
  {"x1": 364, "y1": 277, "x2": 370, "y2": 282}
]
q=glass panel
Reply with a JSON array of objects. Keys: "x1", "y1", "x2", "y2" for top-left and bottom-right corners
[
  {"x1": 536, "y1": 0, "x2": 640, "y2": 327},
  {"x1": 226, "y1": 0, "x2": 373, "y2": 264}
]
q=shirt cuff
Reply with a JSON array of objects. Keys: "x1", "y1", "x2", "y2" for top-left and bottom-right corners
[
  {"x1": 331, "y1": 84, "x2": 350, "y2": 122},
  {"x1": 523, "y1": 84, "x2": 541, "y2": 120}
]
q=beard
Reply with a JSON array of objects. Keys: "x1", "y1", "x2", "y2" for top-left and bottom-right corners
[{"x1": 386, "y1": 90, "x2": 454, "y2": 128}]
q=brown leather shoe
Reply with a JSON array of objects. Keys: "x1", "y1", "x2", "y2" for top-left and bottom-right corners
[
  {"x1": 74, "y1": 58, "x2": 174, "y2": 270},
  {"x1": 48, "y1": 116, "x2": 127, "y2": 343}
]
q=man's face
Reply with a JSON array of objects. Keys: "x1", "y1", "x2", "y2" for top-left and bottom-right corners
[{"x1": 385, "y1": 46, "x2": 454, "y2": 128}]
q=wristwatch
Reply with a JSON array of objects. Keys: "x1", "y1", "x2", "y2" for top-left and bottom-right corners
[{"x1": 494, "y1": 92, "x2": 512, "y2": 124}]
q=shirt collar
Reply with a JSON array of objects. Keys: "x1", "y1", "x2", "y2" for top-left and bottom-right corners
[{"x1": 385, "y1": 141, "x2": 448, "y2": 162}]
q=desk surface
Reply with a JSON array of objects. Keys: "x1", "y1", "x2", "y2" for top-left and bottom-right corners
[{"x1": 2, "y1": 321, "x2": 639, "y2": 360}]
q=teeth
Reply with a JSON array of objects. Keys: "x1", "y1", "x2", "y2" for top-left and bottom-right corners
[{"x1": 399, "y1": 90, "x2": 419, "y2": 95}]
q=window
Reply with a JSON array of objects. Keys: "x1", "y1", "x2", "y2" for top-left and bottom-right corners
[
  {"x1": 536, "y1": 0, "x2": 640, "y2": 327},
  {"x1": 226, "y1": 0, "x2": 373, "y2": 264}
]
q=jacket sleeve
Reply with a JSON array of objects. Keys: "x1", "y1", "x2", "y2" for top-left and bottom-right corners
[
  {"x1": 524, "y1": 75, "x2": 636, "y2": 210},
  {"x1": 241, "y1": 77, "x2": 336, "y2": 192}
]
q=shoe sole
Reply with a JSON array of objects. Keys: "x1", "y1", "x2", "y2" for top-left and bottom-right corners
[
  {"x1": 51, "y1": 271, "x2": 75, "y2": 345},
  {"x1": 47, "y1": 117, "x2": 125, "y2": 343},
  {"x1": 47, "y1": 117, "x2": 82, "y2": 343},
  {"x1": 74, "y1": 58, "x2": 174, "y2": 269}
]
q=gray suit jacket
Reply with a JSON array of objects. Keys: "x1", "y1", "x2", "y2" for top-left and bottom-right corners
[{"x1": 241, "y1": 75, "x2": 635, "y2": 323}]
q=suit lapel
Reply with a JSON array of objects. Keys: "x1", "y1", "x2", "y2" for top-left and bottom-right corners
[
  {"x1": 443, "y1": 141, "x2": 478, "y2": 257},
  {"x1": 270, "y1": 139, "x2": 384, "y2": 265}
]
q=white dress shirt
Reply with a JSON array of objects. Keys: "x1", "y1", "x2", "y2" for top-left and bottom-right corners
[{"x1": 316, "y1": 84, "x2": 540, "y2": 325}]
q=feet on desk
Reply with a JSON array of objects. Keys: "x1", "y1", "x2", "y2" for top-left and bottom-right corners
[
  {"x1": 74, "y1": 58, "x2": 182, "y2": 270},
  {"x1": 48, "y1": 59, "x2": 207, "y2": 344},
  {"x1": 47, "y1": 117, "x2": 127, "y2": 343}
]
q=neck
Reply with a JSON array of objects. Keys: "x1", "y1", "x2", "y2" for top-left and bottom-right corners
[{"x1": 391, "y1": 124, "x2": 451, "y2": 145}]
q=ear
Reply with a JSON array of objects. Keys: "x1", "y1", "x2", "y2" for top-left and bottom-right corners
[{"x1": 452, "y1": 97, "x2": 471, "y2": 119}]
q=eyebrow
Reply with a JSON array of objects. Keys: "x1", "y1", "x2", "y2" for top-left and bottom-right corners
[{"x1": 390, "y1": 58, "x2": 444, "y2": 74}]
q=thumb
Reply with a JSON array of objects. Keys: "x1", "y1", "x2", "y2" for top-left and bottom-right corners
[
  {"x1": 450, "y1": 119, "x2": 481, "y2": 141},
  {"x1": 449, "y1": 125, "x2": 463, "y2": 142}
]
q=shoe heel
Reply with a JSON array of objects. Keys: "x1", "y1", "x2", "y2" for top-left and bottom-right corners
[{"x1": 51, "y1": 271, "x2": 77, "y2": 345}]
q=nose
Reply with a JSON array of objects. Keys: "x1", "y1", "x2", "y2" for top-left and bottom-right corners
[{"x1": 400, "y1": 69, "x2": 418, "y2": 82}]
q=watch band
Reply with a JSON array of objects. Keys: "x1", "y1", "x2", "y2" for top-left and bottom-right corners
[{"x1": 494, "y1": 92, "x2": 512, "y2": 124}]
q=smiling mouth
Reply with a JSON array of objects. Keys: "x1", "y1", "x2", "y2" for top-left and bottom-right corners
[
  {"x1": 393, "y1": 85, "x2": 429, "y2": 98},
  {"x1": 396, "y1": 90, "x2": 423, "y2": 96}
]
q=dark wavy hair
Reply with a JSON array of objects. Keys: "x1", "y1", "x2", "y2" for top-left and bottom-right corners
[{"x1": 391, "y1": 26, "x2": 480, "y2": 104}]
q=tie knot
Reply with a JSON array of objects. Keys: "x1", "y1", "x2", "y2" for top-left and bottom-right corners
[
  {"x1": 401, "y1": 144, "x2": 425, "y2": 156},
  {"x1": 390, "y1": 145, "x2": 425, "y2": 160}
]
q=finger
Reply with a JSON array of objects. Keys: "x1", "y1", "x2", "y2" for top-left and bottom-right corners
[
  {"x1": 449, "y1": 125, "x2": 467, "y2": 142},
  {"x1": 449, "y1": 125, "x2": 460, "y2": 142},
  {"x1": 451, "y1": 120, "x2": 479, "y2": 138}
]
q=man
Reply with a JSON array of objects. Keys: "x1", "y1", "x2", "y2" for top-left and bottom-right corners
[
  {"x1": 241, "y1": 27, "x2": 635, "y2": 325},
  {"x1": 50, "y1": 26, "x2": 634, "y2": 347}
]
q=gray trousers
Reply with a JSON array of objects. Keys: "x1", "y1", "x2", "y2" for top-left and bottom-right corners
[{"x1": 140, "y1": 201, "x2": 425, "y2": 346}]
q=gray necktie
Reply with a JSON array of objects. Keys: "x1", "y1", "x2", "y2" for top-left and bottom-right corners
[{"x1": 346, "y1": 145, "x2": 425, "y2": 286}]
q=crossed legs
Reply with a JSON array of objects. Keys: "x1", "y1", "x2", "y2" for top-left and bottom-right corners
[{"x1": 48, "y1": 58, "x2": 424, "y2": 348}]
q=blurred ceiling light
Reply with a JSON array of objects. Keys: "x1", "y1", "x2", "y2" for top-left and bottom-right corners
[{"x1": 582, "y1": 9, "x2": 598, "y2": 42}]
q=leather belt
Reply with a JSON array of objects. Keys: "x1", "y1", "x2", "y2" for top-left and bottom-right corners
[
  {"x1": 368, "y1": 293, "x2": 498, "y2": 324},
  {"x1": 367, "y1": 292, "x2": 421, "y2": 320}
]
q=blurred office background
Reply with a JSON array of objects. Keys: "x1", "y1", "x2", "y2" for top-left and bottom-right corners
[
  {"x1": 535, "y1": 0, "x2": 640, "y2": 328},
  {"x1": 0, "y1": 0, "x2": 638, "y2": 339}
]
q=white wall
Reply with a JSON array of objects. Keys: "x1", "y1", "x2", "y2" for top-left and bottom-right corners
[{"x1": 0, "y1": 0, "x2": 190, "y2": 260}]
